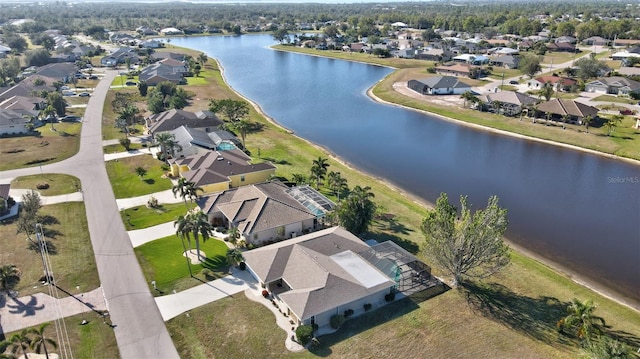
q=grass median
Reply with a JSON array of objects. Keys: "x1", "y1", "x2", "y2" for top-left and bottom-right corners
[{"x1": 11, "y1": 173, "x2": 82, "y2": 196}]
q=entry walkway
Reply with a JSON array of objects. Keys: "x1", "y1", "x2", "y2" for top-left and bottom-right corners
[
  {"x1": 154, "y1": 268, "x2": 256, "y2": 321},
  {"x1": 0, "y1": 287, "x2": 107, "y2": 333},
  {"x1": 128, "y1": 222, "x2": 176, "y2": 247},
  {"x1": 116, "y1": 189, "x2": 182, "y2": 210}
]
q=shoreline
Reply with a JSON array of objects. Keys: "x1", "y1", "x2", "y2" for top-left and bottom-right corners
[{"x1": 212, "y1": 57, "x2": 640, "y2": 312}]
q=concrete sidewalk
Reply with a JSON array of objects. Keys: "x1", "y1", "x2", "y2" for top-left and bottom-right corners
[
  {"x1": 128, "y1": 222, "x2": 176, "y2": 247},
  {"x1": 154, "y1": 268, "x2": 256, "y2": 321},
  {"x1": 116, "y1": 189, "x2": 182, "y2": 210},
  {"x1": 8, "y1": 189, "x2": 84, "y2": 205},
  {"x1": 0, "y1": 287, "x2": 107, "y2": 333},
  {"x1": 103, "y1": 148, "x2": 158, "y2": 161}
]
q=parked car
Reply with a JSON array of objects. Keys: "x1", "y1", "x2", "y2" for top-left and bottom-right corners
[
  {"x1": 509, "y1": 80, "x2": 519, "y2": 85},
  {"x1": 60, "y1": 85, "x2": 70, "y2": 90},
  {"x1": 60, "y1": 115, "x2": 80, "y2": 122},
  {"x1": 125, "y1": 81, "x2": 137, "y2": 86},
  {"x1": 62, "y1": 90, "x2": 75, "y2": 96},
  {"x1": 88, "y1": 75, "x2": 98, "y2": 80},
  {"x1": 619, "y1": 108, "x2": 636, "y2": 115},
  {"x1": 78, "y1": 92, "x2": 91, "y2": 97}
]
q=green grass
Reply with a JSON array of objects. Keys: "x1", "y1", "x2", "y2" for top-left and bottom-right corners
[
  {"x1": 134, "y1": 235, "x2": 229, "y2": 293},
  {"x1": 11, "y1": 173, "x2": 81, "y2": 195},
  {"x1": 498, "y1": 85, "x2": 518, "y2": 91},
  {"x1": 185, "y1": 74, "x2": 209, "y2": 85},
  {"x1": 592, "y1": 95, "x2": 637, "y2": 104},
  {"x1": 105, "y1": 155, "x2": 172, "y2": 198},
  {"x1": 488, "y1": 68, "x2": 522, "y2": 80},
  {"x1": 103, "y1": 142, "x2": 144, "y2": 154},
  {"x1": 0, "y1": 122, "x2": 81, "y2": 171},
  {"x1": 5, "y1": 313, "x2": 120, "y2": 359},
  {"x1": 121, "y1": 202, "x2": 194, "y2": 230},
  {"x1": 0, "y1": 202, "x2": 99, "y2": 297}
]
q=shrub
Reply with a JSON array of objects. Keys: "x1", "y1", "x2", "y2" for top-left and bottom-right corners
[
  {"x1": 36, "y1": 183, "x2": 49, "y2": 190},
  {"x1": 238, "y1": 262, "x2": 246, "y2": 270},
  {"x1": 330, "y1": 314, "x2": 345, "y2": 329},
  {"x1": 201, "y1": 268, "x2": 213, "y2": 280},
  {"x1": 311, "y1": 323, "x2": 318, "y2": 332},
  {"x1": 343, "y1": 309, "x2": 354, "y2": 318},
  {"x1": 364, "y1": 303, "x2": 372, "y2": 311},
  {"x1": 262, "y1": 289, "x2": 269, "y2": 298},
  {"x1": 296, "y1": 325, "x2": 314, "y2": 345},
  {"x1": 384, "y1": 292, "x2": 396, "y2": 302}
]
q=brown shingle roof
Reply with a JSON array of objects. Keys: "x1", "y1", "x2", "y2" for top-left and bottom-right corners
[{"x1": 536, "y1": 99, "x2": 599, "y2": 118}]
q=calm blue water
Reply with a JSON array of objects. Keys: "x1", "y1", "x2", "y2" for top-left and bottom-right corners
[{"x1": 171, "y1": 35, "x2": 640, "y2": 305}]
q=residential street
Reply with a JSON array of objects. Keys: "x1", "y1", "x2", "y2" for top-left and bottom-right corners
[{"x1": 0, "y1": 70, "x2": 180, "y2": 359}]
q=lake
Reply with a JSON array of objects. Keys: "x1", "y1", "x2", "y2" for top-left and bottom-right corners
[{"x1": 170, "y1": 34, "x2": 640, "y2": 306}]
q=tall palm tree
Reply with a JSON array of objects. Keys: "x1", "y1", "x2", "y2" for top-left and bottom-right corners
[
  {"x1": 174, "y1": 214, "x2": 194, "y2": 277},
  {"x1": 42, "y1": 105, "x2": 56, "y2": 130},
  {"x1": 335, "y1": 185, "x2": 376, "y2": 235},
  {"x1": 0, "y1": 264, "x2": 21, "y2": 294},
  {"x1": 230, "y1": 118, "x2": 251, "y2": 149},
  {"x1": 116, "y1": 104, "x2": 139, "y2": 138},
  {"x1": 226, "y1": 248, "x2": 244, "y2": 268},
  {"x1": 3, "y1": 329, "x2": 31, "y2": 359},
  {"x1": 460, "y1": 91, "x2": 478, "y2": 109},
  {"x1": 172, "y1": 177, "x2": 203, "y2": 209},
  {"x1": 176, "y1": 211, "x2": 213, "y2": 261},
  {"x1": 155, "y1": 132, "x2": 182, "y2": 164},
  {"x1": 310, "y1": 157, "x2": 330, "y2": 189},
  {"x1": 198, "y1": 52, "x2": 208, "y2": 65},
  {"x1": 605, "y1": 115, "x2": 622, "y2": 136},
  {"x1": 227, "y1": 226, "x2": 240, "y2": 247},
  {"x1": 291, "y1": 173, "x2": 307, "y2": 185},
  {"x1": 557, "y1": 298, "x2": 606, "y2": 343},
  {"x1": 327, "y1": 171, "x2": 348, "y2": 201},
  {"x1": 28, "y1": 322, "x2": 57, "y2": 359},
  {"x1": 538, "y1": 82, "x2": 555, "y2": 101},
  {"x1": 582, "y1": 115, "x2": 593, "y2": 133}
]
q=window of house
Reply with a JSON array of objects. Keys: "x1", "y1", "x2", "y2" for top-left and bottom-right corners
[{"x1": 241, "y1": 175, "x2": 245, "y2": 182}]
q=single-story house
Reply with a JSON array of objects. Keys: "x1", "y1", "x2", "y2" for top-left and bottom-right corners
[
  {"x1": 146, "y1": 109, "x2": 223, "y2": 136},
  {"x1": 141, "y1": 39, "x2": 162, "y2": 49},
  {"x1": 138, "y1": 60, "x2": 188, "y2": 86},
  {"x1": 0, "y1": 109, "x2": 31, "y2": 135},
  {"x1": 489, "y1": 55, "x2": 521, "y2": 69},
  {"x1": 611, "y1": 51, "x2": 640, "y2": 61},
  {"x1": 0, "y1": 82, "x2": 55, "y2": 102},
  {"x1": 478, "y1": 91, "x2": 539, "y2": 116},
  {"x1": 452, "y1": 54, "x2": 489, "y2": 65},
  {"x1": 160, "y1": 27, "x2": 183, "y2": 36},
  {"x1": 527, "y1": 75, "x2": 577, "y2": 91},
  {"x1": 408, "y1": 76, "x2": 471, "y2": 95},
  {"x1": 197, "y1": 181, "x2": 334, "y2": 245},
  {"x1": 168, "y1": 125, "x2": 240, "y2": 158},
  {"x1": 535, "y1": 99, "x2": 599, "y2": 124},
  {"x1": 100, "y1": 47, "x2": 140, "y2": 67},
  {"x1": 33, "y1": 63, "x2": 78, "y2": 83},
  {"x1": 244, "y1": 226, "x2": 436, "y2": 327},
  {"x1": 582, "y1": 36, "x2": 609, "y2": 46},
  {"x1": 617, "y1": 67, "x2": 640, "y2": 77},
  {"x1": 0, "y1": 95, "x2": 45, "y2": 119},
  {"x1": 585, "y1": 77, "x2": 640, "y2": 97},
  {"x1": 546, "y1": 42, "x2": 576, "y2": 52},
  {"x1": 434, "y1": 63, "x2": 476, "y2": 77},
  {"x1": 169, "y1": 149, "x2": 276, "y2": 194},
  {"x1": 0, "y1": 44, "x2": 11, "y2": 58},
  {"x1": 417, "y1": 48, "x2": 453, "y2": 62},
  {"x1": 554, "y1": 36, "x2": 577, "y2": 44}
]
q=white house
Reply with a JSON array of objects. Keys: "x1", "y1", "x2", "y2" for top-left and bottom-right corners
[
  {"x1": 407, "y1": 76, "x2": 472, "y2": 95},
  {"x1": 0, "y1": 109, "x2": 30, "y2": 135}
]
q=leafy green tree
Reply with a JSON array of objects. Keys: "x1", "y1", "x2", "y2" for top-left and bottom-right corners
[
  {"x1": 538, "y1": 82, "x2": 555, "y2": 101},
  {"x1": 519, "y1": 53, "x2": 542, "y2": 79},
  {"x1": 28, "y1": 322, "x2": 57, "y2": 359},
  {"x1": 147, "y1": 90, "x2": 165, "y2": 114},
  {"x1": 460, "y1": 91, "x2": 479, "y2": 109},
  {"x1": 172, "y1": 177, "x2": 203, "y2": 208},
  {"x1": 138, "y1": 81, "x2": 148, "y2": 97},
  {"x1": 229, "y1": 118, "x2": 251, "y2": 149},
  {"x1": 310, "y1": 157, "x2": 330, "y2": 189},
  {"x1": 16, "y1": 190, "x2": 41, "y2": 243},
  {"x1": 272, "y1": 28, "x2": 290, "y2": 44},
  {"x1": 604, "y1": 115, "x2": 622, "y2": 136},
  {"x1": 135, "y1": 166, "x2": 147, "y2": 180},
  {"x1": 0, "y1": 265, "x2": 21, "y2": 293},
  {"x1": 335, "y1": 185, "x2": 376, "y2": 235},
  {"x1": 208, "y1": 99, "x2": 249, "y2": 123},
  {"x1": 574, "y1": 56, "x2": 609, "y2": 82},
  {"x1": 119, "y1": 138, "x2": 131, "y2": 151},
  {"x1": 111, "y1": 92, "x2": 134, "y2": 112},
  {"x1": 25, "y1": 49, "x2": 51, "y2": 67},
  {"x1": 421, "y1": 193, "x2": 510, "y2": 286},
  {"x1": 323, "y1": 25, "x2": 339, "y2": 39},
  {"x1": 46, "y1": 92, "x2": 66, "y2": 117},
  {"x1": 557, "y1": 298, "x2": 606, "y2": 343}
]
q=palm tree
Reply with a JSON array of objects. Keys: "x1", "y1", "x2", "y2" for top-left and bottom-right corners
[
  {"x1": 135, "y1": 166, "x2": 147, "y2": 181},
  {"x1": 0, "y1": 264, "x2": 21, "y2": 294},
  {"x1": 42, "y1": 105, "x2": 56, "y2": 130},
  {"x1": 174, "y1": 214, "x2": 194, "y2": 277},
  {"x1": 327, "y1": 171, "x2": 348, "y2": 201},
  {"x1": 29, "y1": 322, "x2": 57, "y2": 359},
  {"x1": 335, "y1": 185, "x2": 377, "y2": 235},
  {"x1": 3, "y1": 329, "x2": 32, "y2": 359},
  {"x1": 291, "y1": 173, "x2": 307, "y2": 185},
  {"x1": 172, "y1": 177, "x2": 203, "y2": 209},
  {"x1": 198, "y1": 52, "x2": 208, "y2": 65},
  {"x1": 230, "y1": 118, "x2": 251, "y2": 149},
  {"x1": 176, "y1": 211, "x2": 213, "y2": 261},
  {"x1": 460, "y1": 91, "x2": 478, "y2": 109},
  {"x1": 227, "y1": 226, "x2": 240, "y2": 247},
  {"x1": 116, "y1": 104, "x2": 139, "y2": 138},
  {"x1": 155, "y1": 132, "x2": 182, "y2": 164},
  {"x1": 538, "y1": 82, "x2": 555, "y2": 101},
  {"x1": 582, "y1": 115, "x2": 594, "y2": 133},
  {"x1": 310, "y1": 157, "x2": 330, "y2": 189},
  {"x1": 226, "y1": 248, "x2": 244, "y2": 268},
  {"x1": 605, "y1": 115, "x2": 622, "y2": 136},
  {"x1": 557, "y1": 298, "x2": 606, "y2": 343}
]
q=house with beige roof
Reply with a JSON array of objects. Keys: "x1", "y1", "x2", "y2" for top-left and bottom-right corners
[
  {"x1": 169, "y1": 149, "x2": 276, "y2": 194},
  {"x1": 244, "y1": 226, "x2": 438, "y2": 327},
  {"x1": 535, "y1": 99, "x2": 599, "y2": 124},
  {"x1": 197, "y1": 181, "x2": 334, "y2": 245},
  {"x1": 478, "y1": 91, "x2": 538, "y2": 116}
]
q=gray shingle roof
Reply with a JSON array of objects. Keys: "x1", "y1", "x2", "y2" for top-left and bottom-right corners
[{"x1": 416, "y1": 75, "x2": 471, "y2": 89}]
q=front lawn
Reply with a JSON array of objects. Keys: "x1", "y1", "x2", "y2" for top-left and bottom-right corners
[
  {"x1": 121, "y1": 202, "x2": 194, "y2": 230},
  {"x1": 11, "y1": 173, "x2": 81, "y2": 195},
  {"x1": 5, "y1": 313, "x2": 120, "y2": 359},
  {"x1": 103, "y1": 142, "x2": 144, "y2": 154},
  {"x1": 592, "y1": 95, "x2": 637, "y2": 104},
  {"x1": 0, "y1": 202, "x2": 99, "y2": 297},
  {"x1": 135, "y1": 234, "x2": 229, "y2": 294},
  {"x1": 105, "y1": 155, "x2": 172, "y2": 198},
  {"x1": 0, "y1": 122, "x2": 81, "y2": 171}
]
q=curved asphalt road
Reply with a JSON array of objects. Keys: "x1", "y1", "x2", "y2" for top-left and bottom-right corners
[{"x1": 0, "y1": 70, "x2": 180, "y2": 359}]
